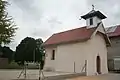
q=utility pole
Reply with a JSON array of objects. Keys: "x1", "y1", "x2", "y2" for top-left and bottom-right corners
[{"x1": 33, "y1": 49, "x2": 35, "y2": 63}]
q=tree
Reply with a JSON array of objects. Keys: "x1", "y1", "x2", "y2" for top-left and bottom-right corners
[
  {"x1": 0, "y1": 0, "x2": 17, "y2": 45},
  {"x1": 0, "y1": 45, "x2": 3, "y2": 56},
  {"x1": 35, "y1": 38, "x2": 45, "y2": 62},
  {"x1": 14, "y1": 37, "x2": 45, "y2": 70},
  {"x1": 15, "y1": 37, "x2": 36, "y2": 65},
  {"x1": 35, "y1": 38, "x2": 45, "y2": 70}
]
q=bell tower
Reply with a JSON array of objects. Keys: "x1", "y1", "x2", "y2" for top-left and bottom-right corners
[{"x1": 81, "y1": 5, "x2": 107, "y2": 28}]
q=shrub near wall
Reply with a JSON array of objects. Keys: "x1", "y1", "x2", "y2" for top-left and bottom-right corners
[
  {"x1": 27, "y1": 63, "x2": 39, "y2": 69},
  {"x1": 5, "y1": 62, "x2": 22, "y2": 69},
  {"x1": 0, "y1": 60, "x2": 39, "y2": 69}
]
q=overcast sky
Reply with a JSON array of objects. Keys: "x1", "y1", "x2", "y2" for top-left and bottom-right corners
[{"x1": 7, "y1": 0, "x2": 120, "y2": 50}]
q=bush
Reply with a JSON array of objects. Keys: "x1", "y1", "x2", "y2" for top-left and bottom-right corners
[
  {"x1": 27, "y1": 63, "x2": 39, "y2": 69},
  {"x1": 7, "y1": 62, "x2": 22, "y2": 69},
  {"x1": 0, "y1": 61, "x2": 41, "y2": 69},
  {"x1": 0, "y1": 61, "x2": 22, "y2": 69}
]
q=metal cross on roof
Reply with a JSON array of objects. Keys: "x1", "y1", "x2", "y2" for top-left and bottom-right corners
[{"x1": 92, "y1": 4, "x2": 95, "y2": 10}]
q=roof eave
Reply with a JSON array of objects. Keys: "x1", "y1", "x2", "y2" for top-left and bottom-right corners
[{"x1": 44, "y1": 38, "x2": 90, "y2": 48}]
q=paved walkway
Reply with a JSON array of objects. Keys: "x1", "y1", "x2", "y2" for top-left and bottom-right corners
[
  {"x1": 67, "y1": 73, "x2": 120, "y2": 80},
  {"x1": 0, "y1": 69, "x2": 72, "y2": 80},
  {"x1": 0, "y1": 69, "x2": 120, "y2": 80}
]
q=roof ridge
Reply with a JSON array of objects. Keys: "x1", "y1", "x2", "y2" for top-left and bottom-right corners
[
  {"x1": 107, "y1": 24, "x2": 120, "y2": 28},
  {"x1": 53, "y1": 26, "x2": 94, "y2": 35},
  {"x1": 44, "y1": 26, "x2": 97, "y2": 46}
]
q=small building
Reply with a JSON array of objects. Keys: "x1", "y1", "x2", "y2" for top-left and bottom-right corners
[
  {"x1": 106, "y1": 25, "x2": 120, "y2": 71},
  {"x1": 0, "y1": 46, "x2": 9, "y2": 68},
  {"x1": 0, "y1": 58, "x2": 8, "y2": 68},
  {"x1": 44, "y1": 9, "x2": 111, "y2": 76},
  {"x1": 108, "y1": 56, "x2": 120, "y2": 71}
]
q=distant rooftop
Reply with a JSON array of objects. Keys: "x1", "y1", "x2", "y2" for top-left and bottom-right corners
[{"x1": 106, "y1": 25, "x2": 120, "y2": 37}]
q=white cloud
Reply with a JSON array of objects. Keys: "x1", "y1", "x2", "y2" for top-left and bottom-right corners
[
  {"x1": 86, "y1": 0, "x2": 120, "y2": 26},
  {"x1": 7, "y1": 0, "x2": 120, "y2": 50}
]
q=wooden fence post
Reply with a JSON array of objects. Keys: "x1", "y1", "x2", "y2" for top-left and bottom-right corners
[
  {"x1": 74, "y1": 62, "x2": 75, "y2": 73},
  {"x1": 85, "y1": 60, "x2": 87, "y2": 74}
]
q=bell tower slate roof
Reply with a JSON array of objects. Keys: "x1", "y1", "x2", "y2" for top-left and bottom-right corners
[{"x1": 81, "y1": 10, "x2": 107, "y2": 20}]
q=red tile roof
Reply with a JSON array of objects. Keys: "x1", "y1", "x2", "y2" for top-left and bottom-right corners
[
  {"x1": 44, "y1": 26, "x2": 97, "y2": 46},
  {"x1": 107, "y1": 25, "x2": 120, "y2": 37}
]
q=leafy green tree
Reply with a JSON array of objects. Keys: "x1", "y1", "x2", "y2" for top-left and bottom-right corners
[
  {"x1": 0, "y1": 45, "x2": 2, "y2": 51},
  {"x1": 35, "y1": 38, "x2": 45, "y2": 62},
  {"x1": 0, "y1": 0, "x2": 17, "y2": 44},
  {"x1": 14, "y1": 37, "x2": 45, "y2": 70},
  {"x1": 15, "y1": 37, "x2": 36, "y2": 65},
  {"x1": 0, "y1": 45, "x2": 3, "y2": 56},
  {"x1": 35, "y1": 38, "x2": 45, "y2": 69}
]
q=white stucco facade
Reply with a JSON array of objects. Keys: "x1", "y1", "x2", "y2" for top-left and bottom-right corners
[
  {"x1": 86, "y1": 16, "x2": 102, "y2": 28},
  {"x1": 44, "y1": 33, "x2": 108, "y2": 76}
]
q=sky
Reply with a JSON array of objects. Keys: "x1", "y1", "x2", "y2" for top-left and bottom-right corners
[{"x1": 6, "y1": 0, "x2": 120, "y2": 50}]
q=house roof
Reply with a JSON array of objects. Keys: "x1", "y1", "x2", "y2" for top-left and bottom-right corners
[
  {"x1": 44, "y1": 26, "x2": 97, "y2": 46},
  {"x1": 81, "y1": 10, "x2": 107, "y2": 20},
  {"x1": 106, "y1": 25, "x2": 120, "y2": 37}
]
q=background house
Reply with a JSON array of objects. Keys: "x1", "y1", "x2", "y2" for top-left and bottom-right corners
[
  {"x1": 106, "y1": 25, "x2": 120, "y2": 71},
  {"x1": 44, "y1": 9, "x2": 110, "y2": 76},
  {"x1": 0, "y1": 58, "x2": 8, "y2": 68}
]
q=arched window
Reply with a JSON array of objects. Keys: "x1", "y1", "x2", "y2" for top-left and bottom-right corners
[
  {"x1": 51, "y1": 50, "x2": 55, "y2": 60},
  {"x1": 96, "y1": 56, "x2": 101, "y2": 74},
  {"x1": 90, "y1": 18, "x2": 93, "y2": 25}
]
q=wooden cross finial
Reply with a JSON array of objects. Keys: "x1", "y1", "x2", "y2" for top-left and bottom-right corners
[{"x1": 92, "y1": 4, "x2": 95, "y2": 10}]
